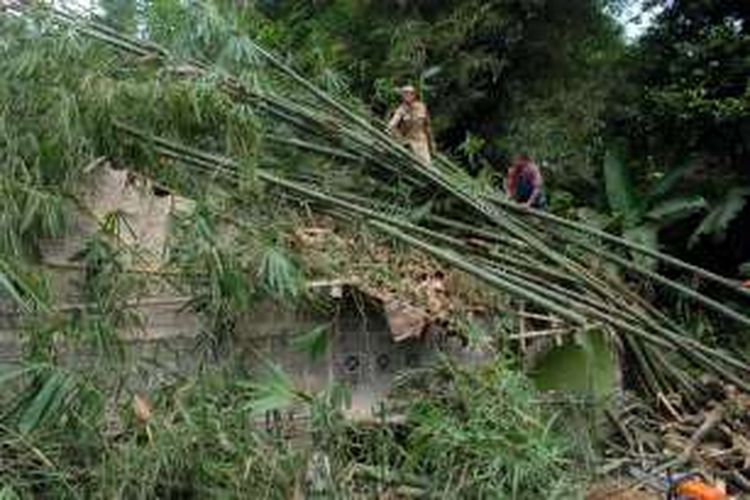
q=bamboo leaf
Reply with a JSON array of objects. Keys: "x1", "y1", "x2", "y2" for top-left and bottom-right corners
[
  {"x1": 18, "y1": 372, "x2": 73, "y2": 434},
  {"x1": 0, "y1": 365, "x2": 39, "y2": 386},
  {"x1": 291, "y1": 324, "x2": 330, "y2": 362},
  {"x1": 19, "y1": 191, "x2": 40, "y2": 234},
  {"x1": 0, "y1": 269, "x2": 27, "y2": 310},
  {"x1": 257, "y1": 246, "x2": 303, "y2": 300},
  {"x1": 0, "y1": 258, "x2": 48, "y2": 312},
  {"x1": 243, "y1": 362, "x2": 310, "y2": 416},
  {"x1": 0, "y1": 485, "x2": 21, "y2": 500}
]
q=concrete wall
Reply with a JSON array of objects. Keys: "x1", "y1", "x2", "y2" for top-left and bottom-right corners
[
  {"x1": 236, "y1": 288, "x2": 433, "y2": 414},
  {"x1": 0, "y1": 287, "x2": 436, "y2": 415},
  {"x1": 0, "y1": 166, "x2": 441, "y2": 415}
]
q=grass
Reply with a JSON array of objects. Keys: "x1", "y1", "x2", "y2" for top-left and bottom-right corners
[
  {"x1": 394, "y1": 359, "x2": 583, "y2": 498},
  {"x1": 0, "y1": 356, "x2": 586, "y2": 499}
]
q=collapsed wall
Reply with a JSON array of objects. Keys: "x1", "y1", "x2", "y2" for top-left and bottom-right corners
[
  {"x1": 0, "y1": 165, "x2": 455, "y2": 414},
  {"x1": 0, "y1": 165, "x2": 612, "y2": 414}
]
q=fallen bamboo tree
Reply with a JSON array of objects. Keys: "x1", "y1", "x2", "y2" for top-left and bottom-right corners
[
  {"x1": 110, "y1": 122, "x2": 750, "y2": 397},
  {"x1": 4, "y1": 4, "x2": 750, "y2": 401}
]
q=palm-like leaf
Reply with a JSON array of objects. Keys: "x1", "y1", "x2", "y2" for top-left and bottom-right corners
[
  {"x1": 603, "y1": 147, "x2": 639, "y2": 227},
  {"x1": 689, "y1": 187, "x2": 750, "y2": 248},
  {"x1": 645, "y1": 195, "x2": 706, "y2": 224},
  {"x1": 646, "y1": 155, "x2": 696, "y2": 203},
  {"x1": 623, "y1": 225, "x2": 659, "y2": 271}
]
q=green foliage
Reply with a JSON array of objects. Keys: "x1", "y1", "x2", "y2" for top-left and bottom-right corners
[
  {"x1": 262, "y1": 0, "x2": 625, "y2": 183},
  {"x1": 168, "y1": 206, "x2": 253, "y2": 342},
  {"x1": 604, "y1": 147, "x2": 639, "y2": 227},
  {"x1": 532, "y1": 329, "x2": 618, "y2": 401},
  {"x1": 0, "y1": 257, "x2": 49, "y2": 312},
  {"x1": 69, "y1": 236, "x2": 139, "y2": 358},
  {"x1": 0, "y1": 486, "x2": 20, "y2": 500},
  {"x1": 0, "y1": 267, "x2": 25, "y2": 308},
  {"x1": 689, "y1": 187, "x2": 750, "y2": 248},
  {"x1": 609, "y1": 0, "x2": 749, "y2": 265},
  {"x1": 644, "y1": 196, "x2": 707, "y2": 225},
  {"x1": 633, "y1": 1, "x2": 749, "y2": 138},
  {"x1": 0, "y1": 179, "x2": 69, "y2": 259},
  {"x1": 257, "y1": 245, "x2": 304, "y2": 301},
  {"x1": 291, "y1": 324, "x2": 331, "y2": 362},
  {"x1": 242, "y1": 362, "x2": 312, "y2": 416},
  {"x1": 399, "y1": 360, "x2": 581, "y2": 498},
  {"x1": 15, "y1": 370, "x2": 78, "y2": 435},
  {"x1": 645, "y1": 156, "x2": 698, "y2": 202},
  {"x1": 166, "y1": 201, "x2": 307, "y2": 347},
  {"x1": 0, "y1": 357, "x2": 585, "y2": 498},
  {"x1": 599, "y1": 148, "x2": 708, "y2": 268},
  {"x1": 603, "y1": 148, "x2": 707, "y2": 231},
  {"x1": 622, "y1": 224, "x2": 659, "y2": 270},
  {"x1": 0, "y1": 367, "x2": 304, "y2": 498},
  {"x1": 0, "y1": 363, "x2": 102, "y2": 442}
]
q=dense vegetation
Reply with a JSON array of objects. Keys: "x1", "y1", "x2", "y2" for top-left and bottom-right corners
[
  {"x1": 249, "y1": 0, "x2": 750, "y2": 273},
  {"x1": 0, "y1": 0, "x2": 748, "y2": 497}
]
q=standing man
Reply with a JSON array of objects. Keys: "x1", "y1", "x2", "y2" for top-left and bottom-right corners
[
  {"x1": 386, "y1": 85, "x2": 434, "y2": 165},
  {"x1": 506, "y1": 154, "x2": 546, "y2": 209}
]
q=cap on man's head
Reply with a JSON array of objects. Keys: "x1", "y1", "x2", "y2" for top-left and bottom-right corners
[{"x1": 400, "y1": 85, "x2": 417, "y2": 93}]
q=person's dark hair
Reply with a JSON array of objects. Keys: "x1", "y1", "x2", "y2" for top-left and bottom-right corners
[{"x1": 513, "y1": 154, "x2": 532, "y2": 166}]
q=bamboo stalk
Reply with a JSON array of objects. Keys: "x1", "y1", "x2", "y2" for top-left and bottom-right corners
[
  {"x1": 595, "y1": 245, "x2": 750, "y2": 328},
  {"x1": 146, "y1": 148, "x2": 750, "y2": 392},
  {"x1": 72, "y1": 7, "x2": 750, "y2": 335},
  {"x1": 486, "y1": 193, "x2": 750, "y2": 298},
  {"x1": 76, "y1": 11, "x2": 749, "y2": 393},
  {"x1": 369, "y1": 220, "x2": 589, "y2": 326}
]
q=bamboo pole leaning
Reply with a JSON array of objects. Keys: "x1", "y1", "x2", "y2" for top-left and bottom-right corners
[
  {"x1": 22, "y1": 5, "x2": 750, "y2": 304},
  {"x1": 110, "y1": 123, "x2": 750, "y2": 396},
  {"x1": 8, "y1": 5, "x2": 750, "y2": 399}
]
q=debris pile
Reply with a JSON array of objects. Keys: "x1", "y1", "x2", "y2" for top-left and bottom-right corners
[
  {"x1": 294, "y1": 220, "x2": 505, "y2": 340},
  {"x1": 606, "y1": 382, "x2": 750, "y2": 497}
]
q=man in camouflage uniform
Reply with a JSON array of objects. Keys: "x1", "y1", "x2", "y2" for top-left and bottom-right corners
[{"x1": 387, "y1": 85, "x2": 434, "y2": 165}]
